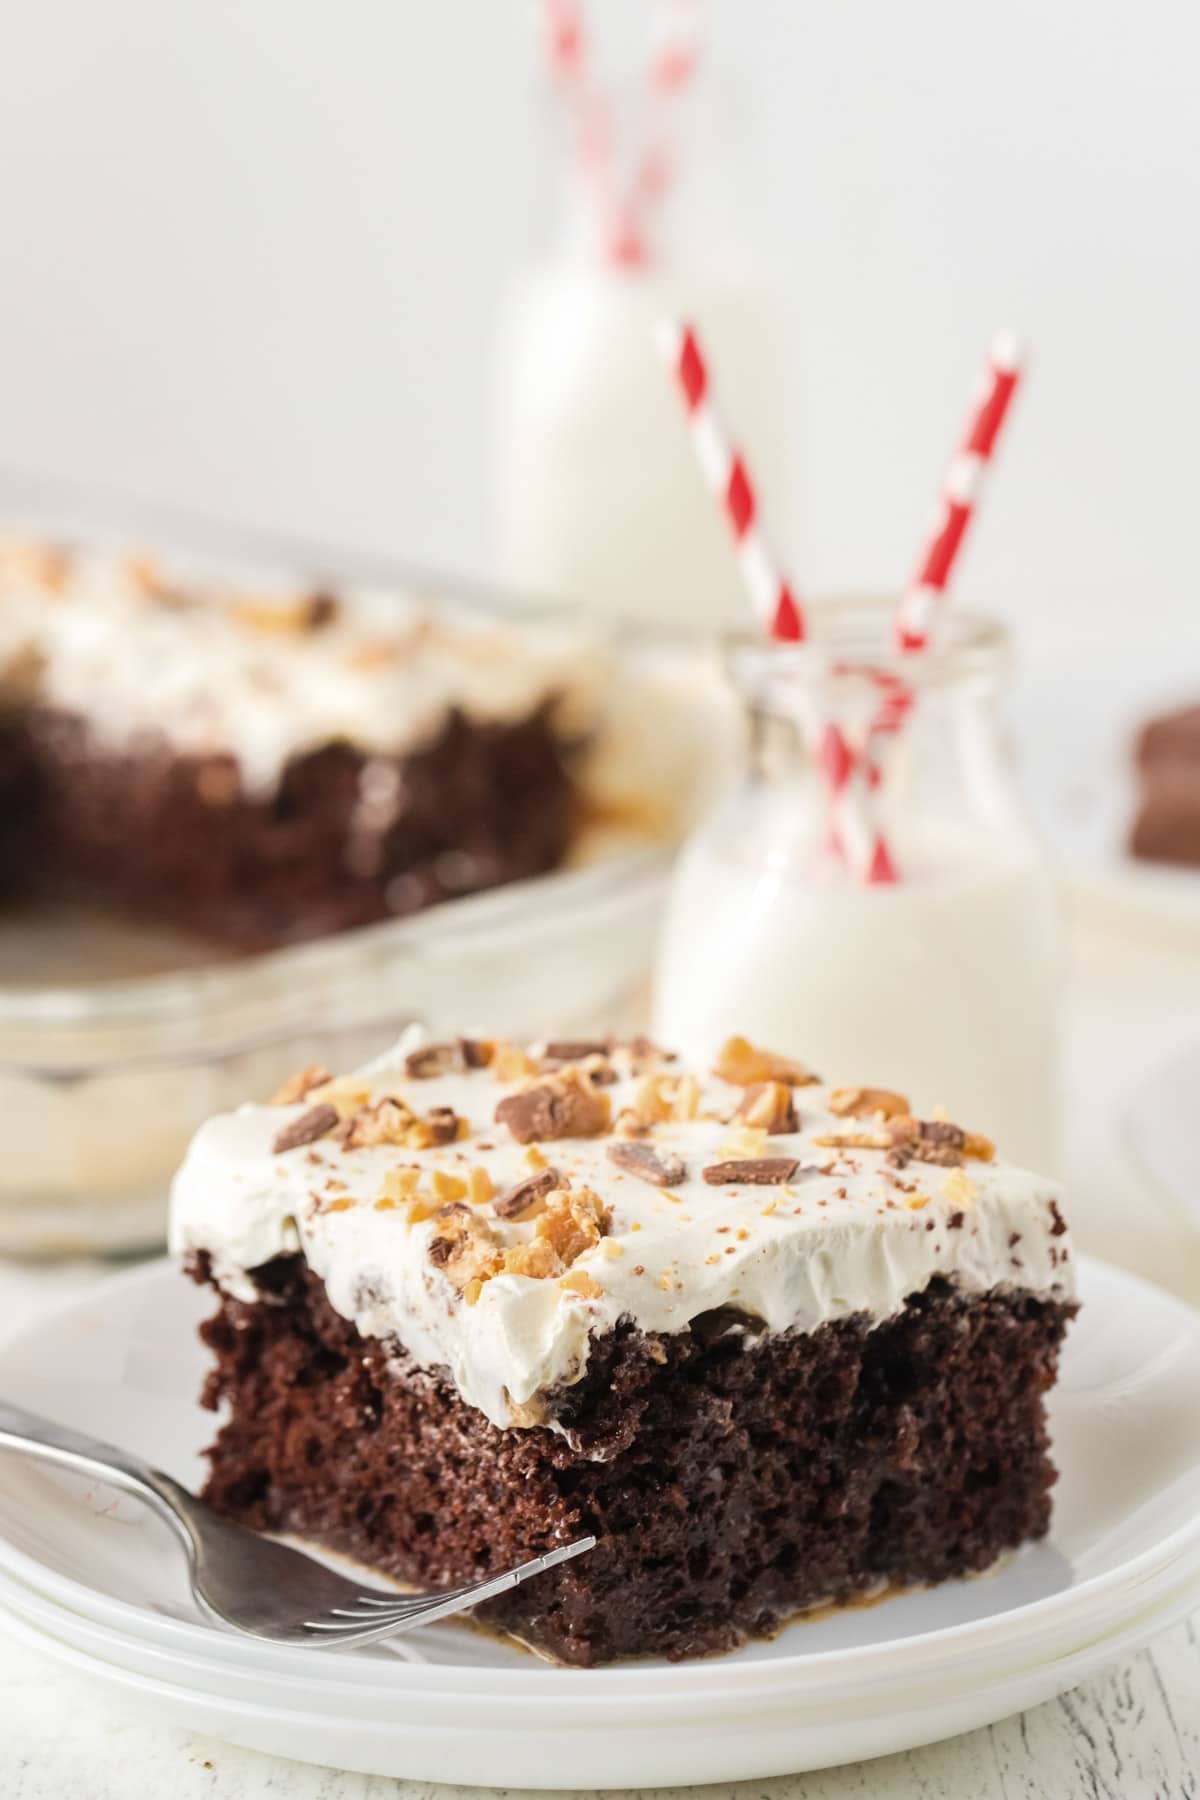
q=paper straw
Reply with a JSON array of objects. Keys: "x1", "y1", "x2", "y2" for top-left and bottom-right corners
[
  {"x1": 894, "y1": 333, "x2": 1024, "y2": 653},
  {"x1": 656, "y1": 319, "x2": 803, "y2": 642},
  {"x1": 657, "y1": 317, "x2": 896, "y2": 882},
  {"x1": 538, "y1": 0, "x2": 703, "y2": 267}
]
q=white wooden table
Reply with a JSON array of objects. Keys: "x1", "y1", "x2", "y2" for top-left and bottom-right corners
[{"x1": 2, "y1": 910, "x2": 1200, "y2": 1797}]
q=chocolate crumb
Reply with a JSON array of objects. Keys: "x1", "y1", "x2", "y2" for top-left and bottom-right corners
[
  {"x1": 492, "y1": 1167, "x2": 564, "y2": 1221},
  {"x1": 405, "y1": 1041, "x2": 471, "y2": 1078},
  {"x1": 272, "y1": 1103, "x2": 339, "y2": 1154},
  {"x1": 606, "y1": 1141, "x2": 689, "y2": 1188},
  {"x1": 543, "y1": 1039, "x2": 610, "y2": 1063},
  {"x1": 1048, "y1": 1200, "x2": 1068, "y2": 1237},
  {"x1": 702, "y1": 1157, "x2": 800, "y2": 1187},
  {"x1": 947, "y1": 1210, "x2": 965, "y2": 1230},
  {"x1": 304, "y1": 591, "x2": 340, "y2": 630},
  {"x1": 423, "y1": 1106, "x2": 461, "y2": 1145},
  {"x1": 495, "y1": 1072, "x2": 611, "y2": 1144}
]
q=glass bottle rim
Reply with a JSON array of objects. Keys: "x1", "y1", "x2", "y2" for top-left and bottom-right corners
[{"x1": 725, "y1": 597, "x2": 1012, "y2": 702}]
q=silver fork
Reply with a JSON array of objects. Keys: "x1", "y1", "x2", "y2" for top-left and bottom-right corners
[{"x1": 0, "y1": 1401, "x2": 594, "y2": 1648}]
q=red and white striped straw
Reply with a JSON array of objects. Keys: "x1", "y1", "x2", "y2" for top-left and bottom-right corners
[
  {"x1": 540, "y1": 0, "x2": 637, "y2": 262},
  {"x1": 657, "y1": 317, "x2": 896, "y2": 883},
  {"x1": 634, "y1": 0, "x2": 703, "y2": 207},
  {"x1": 539, "y1": 0, "x2": 703, "y2": 267},
  {"x1": 893, "y1": 333, "x2": 1024, "y2": 653},
  {"x1": 656, "y1": 319, "x2": 803, "y2": 642}
]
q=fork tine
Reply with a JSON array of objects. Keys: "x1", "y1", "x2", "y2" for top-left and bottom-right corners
[
  {"x1": 307, "y1": 1591, "x2": 489, "y2": 1634},
  {"x1": 298, "y1": 1534, "x2": 595, "y2": 1647}
]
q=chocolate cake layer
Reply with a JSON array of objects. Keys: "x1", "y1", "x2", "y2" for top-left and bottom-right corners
[
  {"x1": 194, "y1": 1254, "x2": 1074, "y2": 1667},
  {"x1": 2, "y1": 702, "x2": 574, "y2": 949}
]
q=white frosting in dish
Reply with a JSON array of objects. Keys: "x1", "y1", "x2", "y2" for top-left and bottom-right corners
[
  {"x1": 170, "y1": 1029, "x2": 1076, "y2": 1434},
  {"x1": 0, "y1": 537, "x2": 606, "y2": 794}
]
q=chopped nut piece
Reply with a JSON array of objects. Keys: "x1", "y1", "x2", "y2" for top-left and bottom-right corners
[
  {"x1": 631, "y1": 1073, "x2": 674, "y2": 1126},
  {"x1": 467, "y1": 1165, "x2": 494, "y2": 1207},
  {"x1": 405, "y1": 1196, "x2": 437, "y2": 1225},
  {"x1": 379, "y1": 1165, "x2": 421, "y2": 1202},
  {"x1": 463, "y1": 1277, "x2": 485, "y2": 1306},
  {"x1": 600, "y1": 1239, "x2": 625, "y2": 1259},
  {"x1": 718, "y1": 1125, "x2": 770, "y2": 1159},
  {"x1": 537, "y1": 1184, "x2": 610, "y2": 1262},
  {"x1": 713, "y1": 1035, "x2": 817, "y2": 1088},
  {"x1": 431, "y1": 1169, "x2": 468, "y2": 1204},
  {"x1": 272, "y1": 1104, "x2": 339, "y2": 1155},
  {"x1": 491, "y1": 1040, "x2": 538, "y2": 1083},
  {"x1": 813, "y1": 1130, "x2": 891, "y2": 1151},
  {"x1": 559, "y1": 1269, "x2": 602, "y2": 1299},
  {"x1": 229, "y1": 596, "x2": 332, "y2": 635},
  {"x1": 492, "y1": 1166, "x2": 564, "y2": 1221},
  {"x1": 827, "y1": 1086, "x2": 910, "y2": 1121},
  {"x1": 671, "y1": 1073, "x2": 702, "y2": 1121},
  {"x1": 500, "y1": 1185, "x2": 610, "y2": 1281},
  {"x1": 702, "y1": 1157, "x2": 800, "y2": 1187},
  {"x1": 269, "y1": 1064, "x2": 333, "y2": 1106},
  {"x1": 501, "y1": 1238, "x2": 563, "y2": 1280},
  {"x1": 606, "y1": 1141, "x2": 689, "y2": 1188},
  {"x1": 734, "y1": 1081, "x2": 799, "y2": 1134},
  {"x1": 336, "y1": 1097, "x2": 415, "y2": 1149},
  {"x1": 307, "y1": 1077, "x2": 373, "y2": 1119},
  {"x1": 495, "y1": 1071, "x2": 611, "y2": 1144},
  {"x1": 940, "y1": 1167, "x2": 979, "y2": 1206}
]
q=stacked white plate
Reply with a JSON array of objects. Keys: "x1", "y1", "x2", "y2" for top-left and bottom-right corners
[{"x1": 0, "y1": 1257, "x2": 1198, "y2": 1788}]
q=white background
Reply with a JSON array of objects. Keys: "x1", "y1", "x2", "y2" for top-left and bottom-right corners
[{"x1": 0, "y1": 0, "x2": 1196, "y2": 657}]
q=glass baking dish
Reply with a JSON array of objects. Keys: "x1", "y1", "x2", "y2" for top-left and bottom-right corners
[{"x1": 0, "y1": 480, "x2": 736, "y2": 1256}]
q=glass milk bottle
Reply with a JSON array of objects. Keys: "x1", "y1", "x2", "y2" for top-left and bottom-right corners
[
  {"x1": 654, "y1": 603, "x2": 1060, "y2": 1171},
  {"x1": 492, "y1": 74, "x2": 787, "y2": 631}
]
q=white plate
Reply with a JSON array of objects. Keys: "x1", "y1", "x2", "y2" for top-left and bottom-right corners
[
  {"x1": 0, "y1": 1257, "x2": 1198, "y2": 1784},
  {"x1": 4, "y1": 1566, "x2": 1200, "y2": 1787}
]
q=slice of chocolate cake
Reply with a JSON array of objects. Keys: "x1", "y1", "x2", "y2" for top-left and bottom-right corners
[
  {"x1": 1131, "y1": 702, "x2": 1200, "y2": 869},
  {"x1": 172, "y1": 1031, "x2": 1077, "y2": 1666},
  {"x1": 0, "y1": 536, "x2": 608, "y2": 947}
]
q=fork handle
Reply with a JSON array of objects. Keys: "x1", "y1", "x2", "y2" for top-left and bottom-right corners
[{"x1": 0, "y1": 1399, "x2": 190, "y2": 1525}]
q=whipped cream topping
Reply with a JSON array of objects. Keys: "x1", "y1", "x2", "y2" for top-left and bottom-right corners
[
  {"x1": 0, "y1": 537, "x2": 606, "y2": 794},
  {"x1": 170, "y1": 1029, "x2": 1075, "y2": 1436}
]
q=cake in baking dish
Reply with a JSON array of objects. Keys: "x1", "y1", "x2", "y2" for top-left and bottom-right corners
[
  {"x1": 172, "y1": 1029, "x2": 1077, "y2": 1666},
  {"x1": 0, "y1": 536, "x2": 614, "y2": 947}
]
